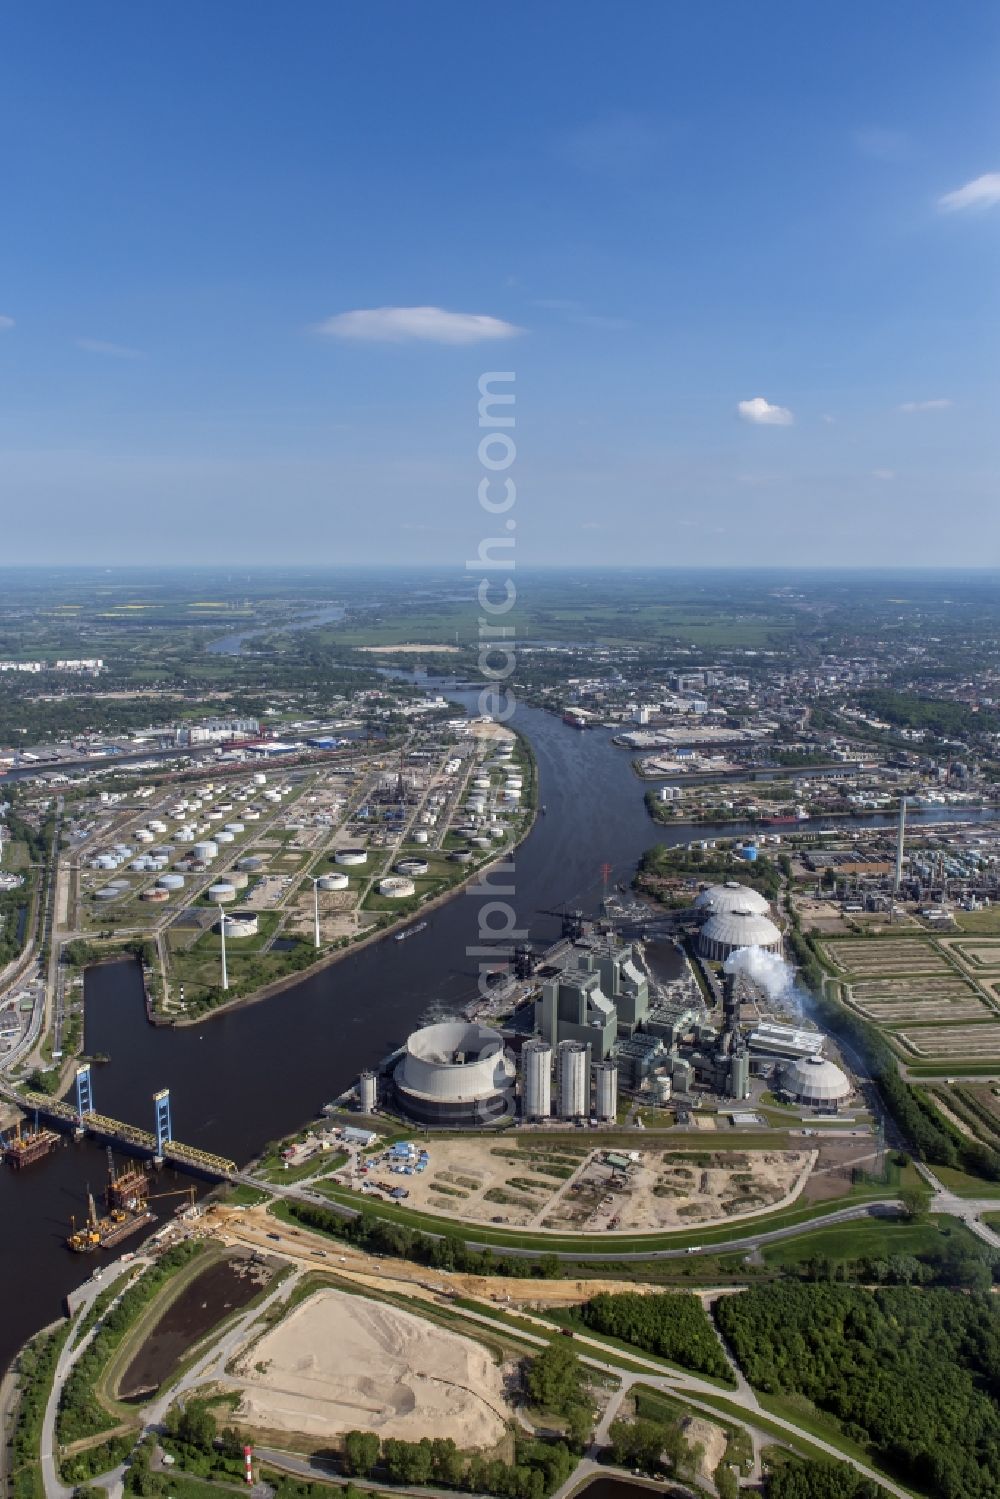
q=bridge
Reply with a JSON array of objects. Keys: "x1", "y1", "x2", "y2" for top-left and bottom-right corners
[{"x1": 2, "y1": 1064, "x2": 238, "y2": 1181}]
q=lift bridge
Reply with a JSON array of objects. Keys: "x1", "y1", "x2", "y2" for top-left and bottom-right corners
[{"x1": 9, "y1": 1065, "x2": 237, "y2": 1181}]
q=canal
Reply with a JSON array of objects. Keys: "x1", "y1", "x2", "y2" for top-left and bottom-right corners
[{"x1": 0, "y1": 695, "x2": 992, "y2": 1374}]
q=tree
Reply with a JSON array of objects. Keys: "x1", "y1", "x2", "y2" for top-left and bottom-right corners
[
  {"x1": 526, "y1": 1341, "x2": 585, "y2": 1417},
  {"x1": 342, "y1": 1430, "x2": 380, "y2": 1477},
  {"x1": 176, "y1": 1404, "x2": 217, "y2": 1451},
  {"x1": 898, "y1": 1186, "x2": 930, "y2": 1221}
]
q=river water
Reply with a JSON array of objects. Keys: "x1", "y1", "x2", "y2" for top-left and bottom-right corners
[{"x1": 0, "y1": 695, "x2": 994, "y2": 1373}]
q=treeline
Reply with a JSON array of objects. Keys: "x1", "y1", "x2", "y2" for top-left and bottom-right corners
[
  {"x1": 858, "y1": 689, "x2": 998, "y2": 742},
  {"x1": 793, "y1": 1235, "x2": 996, "y2": 1292},
  {"x1": 342, "y1": 1428, "x2": 576, "y2": 1499},
  {"x1": 285, "y1": 1200, "x2": 565, "y2": 1278},
  {"x1": 716, "y1": 1282, "x2": 1000, "y2": 1498},
  {"x1": 579, "y1": 1290, "x2": 733, "y2": 1383},
  {"x1": 607, "y1": 1413, "x2": 701, "y2": 1481},
  {"x1": 766, "y1": 1459, "x2": 879, "y2": 1498},
  {"x1": 638, "y1": 843, "x2": 782, "y2": 900},
  {"x1": 786, "y1": 919, "x2": 1000, "y2": 1182},
  {"x1": 9, "y1": 1323, "x2": 70, "y2": 1499}
]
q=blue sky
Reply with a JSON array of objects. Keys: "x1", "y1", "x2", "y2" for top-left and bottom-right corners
[{"x1": 1, "y1": 2, "x2": 998, "y2": 566}]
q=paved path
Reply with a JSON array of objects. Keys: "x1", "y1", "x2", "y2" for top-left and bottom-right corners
[
  {"x1": 915, "y1": 1162, "x2": 1000, "y2": 1247},
  {"x1": 41, "y1": 1258, "x2": 146, "y2": 1499}
]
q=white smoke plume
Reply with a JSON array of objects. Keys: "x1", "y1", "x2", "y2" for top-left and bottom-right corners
[{"x1": 724, "y1": 945, "x2": 798, "y2": 1004}]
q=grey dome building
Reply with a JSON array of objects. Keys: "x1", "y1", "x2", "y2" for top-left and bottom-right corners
[
  {"x1": 394, "y1": 1020, "x2": 516, "y2": 1126},
  {"x1": 781, "y1": 1054, "x2": 851, "y2": 1107},
  {"x1": 694, "y1": 881, "x2": 771, "y2": 917},
  {"x1": 698, "y1": 907, "x2": 782, "y2": 961}
]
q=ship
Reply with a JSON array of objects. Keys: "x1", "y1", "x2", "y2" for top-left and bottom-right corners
[
  {"x1": 562, "y1": 712, "x2": 587, "y2": 729},
  {"x1": 394, "y1": 921, "x2": 428, "y2": 942},
  {"x1": 2, "y1": 1119, "x2": 60, "y2": 1170},
  {"x1": 66, "y1": 1152, "x2": 158, "y2": 1253}
]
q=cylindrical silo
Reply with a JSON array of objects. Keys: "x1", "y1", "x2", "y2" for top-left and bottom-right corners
[
  {"x1": 557, "y1": 1041, "x2": 589, "y2": 1119},
  {"x1": 521, "y1": 1039, "x2": 552, "y2": 1120},
  {"x1": 594, "y1": 1060, "x2": 618, "y2": 1122},
  {"x1": 359, "y1": 1070, "x2": 379, "y2": 1113}
]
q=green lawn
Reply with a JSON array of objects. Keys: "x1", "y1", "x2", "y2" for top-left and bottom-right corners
[{"x1": 759, "y1": 1213, "x2": 980, "y2": 1268}]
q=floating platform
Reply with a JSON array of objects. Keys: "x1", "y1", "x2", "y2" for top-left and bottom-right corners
[{"x1": 2, "y1": 1127, "x2": 61, "y2": 1170}]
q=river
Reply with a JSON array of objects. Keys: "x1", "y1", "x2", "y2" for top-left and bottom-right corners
[{"x1": 0, "y1": 694, "x2": 995, "y2": 1374}]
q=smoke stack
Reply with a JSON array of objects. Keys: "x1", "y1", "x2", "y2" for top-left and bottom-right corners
[{"x1": 894, "y1": 796, "x2": 907, "y2": 893}]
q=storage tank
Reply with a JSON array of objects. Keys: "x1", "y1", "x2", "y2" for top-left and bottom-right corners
[
  {"x1": 208, "y1": 881, "x2": 237, "y2": 903},
  {"x1": 411, "y1": 828, "x2": 429, "y2": 845},
  {"x1": 450, "y1": 849, "x2": 473, "y2": 864},
  {"x1": 157, "y1": 873, "x2": 185, "y2": 891},
  {"x1": 228, "y1": 870, "x2": 249, "y2": 890},
  {"x1": 193, "y1": 840, "x2": 218, "y2": 860},
  {"x1": 557, "y1": 1041, "x2": 589, "y2": 1119},
  {"x1": 379, "y1": 875, "x2": 415, "y2": 898},
  {"x1": 238, "y1": 855, "x2": 264, "y2": 872},
  {"x1": 318, "y1": 871, "x2": 349, "y2": 891},
  {"x1": 243, "y1": 808, "x2": 261, "y2": 821},
  {"x1": 335, "y1": 848, "x2": 368, "y2": 867},
  {"x1": 655, "y1": 1074, "x2": 673, "y2": 1105},
  {"x1": 218, "y1": 913, "x2": 259, "y2": 938},
  {"x1": 359, "y1": 1070, "x2": 379, "y2": 1113},
  {"x1": 215, "y1": 829, "x2": 235, "y2": 844},
  {"x1": 224, "y1": 822, "x2": 245, "y2": 835},
  {"x1": 141, "y1": 887, "x2": 170, "y2": 903},
  {"x1": 396, "y1": 859, "x2": 429, "y2": 877},
  {"x1": 594, "y1": 1060, "x2": 619, "y2": 1121},
  {"x1": 521, "y1": 1039, "x2": 552, "y2": 1120},
  {"x1": 253, "y1": 772, "x2": 267, "y2": 786},
  {"x1": 94, "y1": 886, "x2": 119, "y2": 902}
]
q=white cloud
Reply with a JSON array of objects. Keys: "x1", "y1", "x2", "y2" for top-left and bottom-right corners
[
  {"x1": 822, "y1": 413, "x2": 836, "y2": 424},
  {"x1": 938, "y1": 173, "x2": 1000, "y2": 212},
  {"x1": 77, "y1": 338, "x2": 143, "y2": 359},
  {"x1": 872, "y1": 468, "x2": 895, "y2": 480},
  {"x1": 737, "y1": 396, "x2": 794, "y2": 426},
  {"x1": 898, "y1": 398, "x2": 952, "y2": 412},
  {"x1": 316, "y1": 306, "x2": 523, "y2": 345},
  {"x1": 0, "y1": 315, "x2": 14, "y2": 330}
]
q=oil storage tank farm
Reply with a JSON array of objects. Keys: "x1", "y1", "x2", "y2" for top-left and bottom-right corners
[{"x1": 394, "y1": 1020, "x2": 516, "y2": 1125}]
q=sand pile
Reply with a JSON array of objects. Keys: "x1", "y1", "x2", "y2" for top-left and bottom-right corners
[{"x1": 234, "y1": 1288, "x2": 509, "y2": 1447}]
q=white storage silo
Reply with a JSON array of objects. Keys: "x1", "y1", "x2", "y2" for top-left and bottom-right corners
[
  {"x1": 521, "y1": 1040, "x2": 552, "y2": 1120},
  {"x1": 359, "y1": 1070, "x2": 379, "y2": 1113},
  {"x1": 557, "y1": 1041, "x2": 589, "y2": 1119},
  {"x1": 594, "y1": 1060, "x2": 618, "y2": 1121}
]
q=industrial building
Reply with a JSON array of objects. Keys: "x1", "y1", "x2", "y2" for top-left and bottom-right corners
[
  {"x1": 594, "y1": 1059, "x2": 618, "y2": 1121},
  {"x1": 533, "y1": 938, "x2": 649, "y2": 1058},
  {"x1": 556, "y1": 1040, "x2": 590, "y2": 1119},
  {"x1": 393, "y1": 1020, "x2": 516, "y2": 1126},
  {"x1": 694, "y1": 881, "x2": 771, "y2": 917},
  {"x1": 780, "y1": 1054, "x2": 851, "y2": 1107},
  {"x1": 698, "y1": 906, "x2": 782, "y2": 961},
  {"x1": 521, "y1": 1039, "x2": 552, "y2": 1120}
]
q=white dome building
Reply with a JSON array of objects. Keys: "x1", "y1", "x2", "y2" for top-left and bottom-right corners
[
  {"x1": 781, "y1": 1054, "x2": 851, "y2": 1107},
  {"x1": 694, "y1": 881, "x2": 771, "y2": 917},
  {"x1": 394, "y1": 1020, "x2": 516, "y2": 1126},
  {"x1": 698, "y1": 907, "x2": 782, "y2": 961}
]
